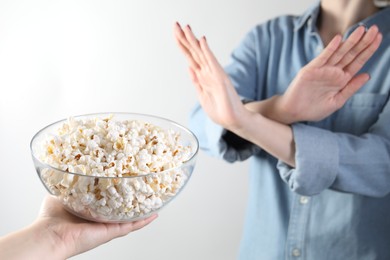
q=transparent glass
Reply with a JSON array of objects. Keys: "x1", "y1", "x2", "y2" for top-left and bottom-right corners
[{"x1": 30, "y1": 112, "x2": 198, "y2": 223}]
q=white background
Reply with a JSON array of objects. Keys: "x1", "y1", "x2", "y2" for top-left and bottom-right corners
[{"x1": 0, "y1": 0, "x2": 312, "y2": 259}]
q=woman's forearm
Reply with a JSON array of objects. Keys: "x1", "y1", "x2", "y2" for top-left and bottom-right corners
[
  {"x1": 244, "y1": 96, "x2": 296, "y2": 124},
  {"x1": 0, "y1": 221, "x2": 64, "y2": 260},
  {"x1": 230, "y1": 109, "x2": 296, "y2": 167}
]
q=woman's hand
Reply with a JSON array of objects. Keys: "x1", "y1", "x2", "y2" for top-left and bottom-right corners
[
  {"x1": 0, "y1": 196, "x2": 157, "y2": 260},
  {"x1": 38, "y1": 196, "x2": 158, "y2": 259},
  {"x1": 247, "y1": 25, "x2": 382, "y2": 124},
  {"x1": 174, "y1": 22, "x2": 296, "y2": 166},
  {"x1": 174, "y1": 22, "x2": 248, "y2": 131},
  {"x1": 174, "y1": 22, "x2": 382, "y2": 168}
]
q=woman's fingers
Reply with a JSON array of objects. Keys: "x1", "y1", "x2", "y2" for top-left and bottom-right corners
[
  {"x1": 309, "y1": 34, "x2": 342, "y2": 67},
  {"x1": 188, "y1": 66, "x2": 200, "y2": 86},
  {"x1": 182, "y1": 25, "x2": 208, "y2": 67},
  {"x1": 309, "y1": 25, "x2": 381, "y2": 78},
  {"x1": 344, "y1": 32, "x2": 382, "y2": 75},
  {"x1": 326, "y1": 26, "x2": 366, "y2": 66},
  {"x1": 336, "y1": 25, "x2": 380, "y2": 69},
  {"x1": 174, "y1": 22, "x2": 225, "y2": 75},
  {"x1": 119, "y1": 214, "x2": 158, "y2": 235},
  {"x1": 174, "y1": 23, "x2": 200, "y2": 69},
  {"x1": 174, "y1": 22, "x2": 209, "y2": 70},
  {"x1": 189, "y1": 67, "x2": 205, "y2": 96},
  {"x1": 336, "y1": 73, "x2": 370, "y2": 106},
  {"x1": 199, "y1": 36, "x2": 223, "y2": 73}
]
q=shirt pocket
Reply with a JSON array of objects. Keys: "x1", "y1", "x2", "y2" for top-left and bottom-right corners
[{"x1": 331, "y1": 93, "x2": 388, "y2": 135}]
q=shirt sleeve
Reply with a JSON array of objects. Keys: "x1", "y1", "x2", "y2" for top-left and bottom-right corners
[
  {"x1": 277, "y1": 95, "x2": 390, "y2": 198},
  {"x1": 189, "y1": 102, "x2": 262, "y2": 163}
]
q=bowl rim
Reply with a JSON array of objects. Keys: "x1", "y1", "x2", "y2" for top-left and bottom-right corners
[{"x1": 30, "y1": 112, "x2": 199, "y2": 179}]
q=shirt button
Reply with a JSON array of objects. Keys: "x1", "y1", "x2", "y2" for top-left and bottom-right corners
[
  {"x1": 300, "y1": 196, "x2": 309, "y2": 204},
  {"x1": 292, "y1": 248, "x2": 301, "y2": 257}
]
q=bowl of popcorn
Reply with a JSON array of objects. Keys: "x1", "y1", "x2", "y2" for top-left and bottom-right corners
[{"x1": 31, "y1": 113, "x2": 198, "y2": 223}]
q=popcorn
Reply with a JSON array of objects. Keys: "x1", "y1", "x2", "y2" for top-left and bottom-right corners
[{"x1": 39, "y1": 115, "x2": 193, "y2": 222}]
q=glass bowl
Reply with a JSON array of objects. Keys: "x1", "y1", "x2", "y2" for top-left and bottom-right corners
[{"x1": 30, "y1": 112, "x2": 198, "y2": 223}]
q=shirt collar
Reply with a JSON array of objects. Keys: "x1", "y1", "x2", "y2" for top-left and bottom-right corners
[
  {"x1": 294, "y1": 0, "x2": 321, "y2": 32},
  {"x1": 344, "y1": 6, "x2": 390, "y2": 37},
  {"x1": 294, "y1": 1, "x2": 390, "y2": 37}
]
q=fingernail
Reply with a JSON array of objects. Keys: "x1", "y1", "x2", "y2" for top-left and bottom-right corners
[{"x1": 358, "y1": 22, "x2": 368, "y2": 32}]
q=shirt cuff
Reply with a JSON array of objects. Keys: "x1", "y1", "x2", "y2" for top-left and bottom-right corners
[
  {"x1": 277, "y1": 123, "x2": 339, "y2": 196},
  {"x1": 221, "y1": 130, "x2": 262, "y2": 162},
  {"x1": 190, "y1": 100, "x2": 260, "y2": 163}
]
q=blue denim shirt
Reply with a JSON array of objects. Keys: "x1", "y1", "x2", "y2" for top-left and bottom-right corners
[{"x1": 189, "y1": 2, "x2": 390, "y2": 260}]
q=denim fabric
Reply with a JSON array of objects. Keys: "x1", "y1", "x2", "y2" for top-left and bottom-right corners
[{"x1": 189, "y1": 2, "x2": 390, "y2": 259}]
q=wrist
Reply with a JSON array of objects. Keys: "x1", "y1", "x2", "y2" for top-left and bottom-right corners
[
  {"x1": 229, "y1": 108, "x2": 296, "y2": 167},
  {"x1": 29, "y1": 220, "x2": 68, "y2": 260},
  {"x1": 244, "y1": 95, "x2": 296, "y2": 124},
  {"x1": 228, "y1": 107, "x2": 259, "y2": 135},
  {"x1": 271, "y1": 95, "x2": 296, "y2": 124}
]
